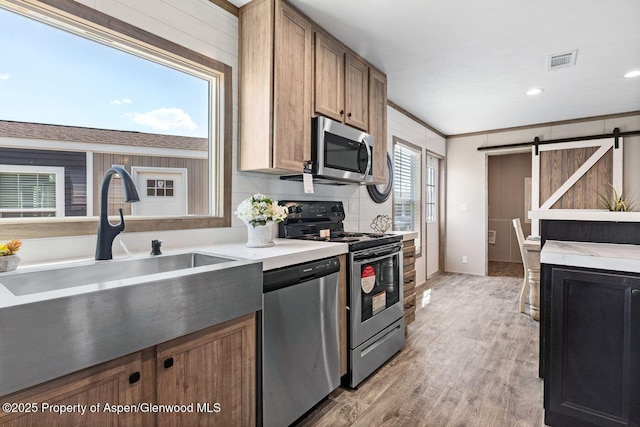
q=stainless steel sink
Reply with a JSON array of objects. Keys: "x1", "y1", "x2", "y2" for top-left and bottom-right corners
[
  {"x1": 0, "y1": 252, "x2": 232, "y2": 296},
  {"x1": 0, "y1": 251, "x2": 262, "y2": 397}
]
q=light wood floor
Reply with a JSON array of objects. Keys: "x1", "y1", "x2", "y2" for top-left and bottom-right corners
[{"x1": 296, "y1": 273, "x2": 544, "y2": 427}]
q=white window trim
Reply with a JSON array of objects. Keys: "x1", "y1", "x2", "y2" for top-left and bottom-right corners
[
  {"x1": 0, "y1": 165, "x2": 65, "y2": 217},
  {"x1": 393, "y1": 138, "x2": 423, "y2": 255}
]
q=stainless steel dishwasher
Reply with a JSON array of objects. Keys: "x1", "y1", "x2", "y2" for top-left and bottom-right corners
[{"x1": 261, "y1": 256, "x2": 340, "y2": 427}]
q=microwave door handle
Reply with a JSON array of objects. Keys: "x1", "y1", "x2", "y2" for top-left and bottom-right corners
[{"x1": 362, "y1": 137, "x2": 372, "y2": 179}]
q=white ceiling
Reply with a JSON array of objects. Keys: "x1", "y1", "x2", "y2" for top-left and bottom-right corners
[{"x1": 230, "y1": 0, "x2": 640, "y2": 136}]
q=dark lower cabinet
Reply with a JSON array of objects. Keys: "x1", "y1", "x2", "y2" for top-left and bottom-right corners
[{"x1": 543, "y1": 265, "x2": 640, "y2": 427}]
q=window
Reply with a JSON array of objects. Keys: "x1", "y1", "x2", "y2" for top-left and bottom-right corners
[
  {"x1": 0, "y1": 166, "x2": 65, "y2": 218},
  {"x1": 426, "y1": 155, "x2": 437, "y2": 223},
  {"x1": 393, "y1": 138, "x2": 422, "y2": 253},
  {"x1": 0, "y1": 1, "x2": 231, "y2": 238},
  {"x1": 146, "y1": 180, "x2": 174, "y2": 198}
]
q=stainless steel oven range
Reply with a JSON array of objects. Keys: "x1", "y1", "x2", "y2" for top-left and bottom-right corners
[{"x1": 279, "y1": 200, "x2": 405, "y2": 388}]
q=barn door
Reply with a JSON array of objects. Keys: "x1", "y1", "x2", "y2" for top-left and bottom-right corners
[{"x1": 531, "y1": 138, "x2": 623, "y2": 235}]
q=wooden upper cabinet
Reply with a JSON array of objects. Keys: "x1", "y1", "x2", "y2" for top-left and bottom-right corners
[
  {"x1": 369, "y1": 68, "x2": 387, "y2": 184},
  {"x1": 273, "y1": 1, "x2": 312, "y2": 171},
  {"x1": 315, "y1": 32, "x2": 370, "y2": 132},
  {"x1": 314, "y1": 33, "x2": 345, "y2": 122},
  {"x1": 240, "y1": 0, "x2": 386, "y2": 174},
  {"x1": 344, "y1": 53, "x2": 369, "y2": 131},
  {"x1": 239, "y1": 0, "x2": 312, "y2": 173}
]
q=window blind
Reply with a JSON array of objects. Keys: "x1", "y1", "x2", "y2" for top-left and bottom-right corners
[
  {"x1": 0, "y1": 172, "x2": 57, "y2": 215},
  {"x1": 393, "y1": 144, "x2": 421, "y2": 234}
]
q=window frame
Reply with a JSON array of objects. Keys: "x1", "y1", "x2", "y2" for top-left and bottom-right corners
[
  {"x1": 426, "y1": 154, "x2": 438, "y2": 224},
  {"x1": 392, "y1": 136, "x2": 423, "y2": 256},
  {"x1": 0, "y1": 0, "x2": 232, "y2": 240},
  {"x1": 0, "y1": 165, "x2": 65, "y2": 217}
]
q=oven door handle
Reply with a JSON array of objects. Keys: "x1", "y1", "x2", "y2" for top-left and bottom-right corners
[{"x1": 353, "y1": 244, "x2": 402, "y2": 261}]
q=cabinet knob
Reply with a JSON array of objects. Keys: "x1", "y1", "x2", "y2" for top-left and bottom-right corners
[
  {"x1": 129, "y1": 371, "x2": 141, "y2": 384},
  {"x1": 347, "y1": 112, "x2": 352, "y2": 118},
  {"x1": 633, "y1": 289, "x2": 640, "y2": 296},
  {"x1": 339, "y1": 110, "x2": 344, "y2": 116},
  {"x1": 164, "y1": 357, "x2": 174, "y2": 369}
]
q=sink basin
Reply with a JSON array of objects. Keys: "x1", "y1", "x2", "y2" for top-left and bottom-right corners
[
  {"x1": 0, "y1": 251, "x2": 262, "y2": 397},
  {"x1": 0, "y1": 252, "x2": 232, "y2": 296}
]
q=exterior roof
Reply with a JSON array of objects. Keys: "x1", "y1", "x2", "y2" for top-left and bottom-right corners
[{"x1": 0, "y1": 120, "x2": 208, "y2": 151}]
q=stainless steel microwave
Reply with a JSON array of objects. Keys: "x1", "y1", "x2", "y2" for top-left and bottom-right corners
[{"x1": 312, "y1": 116, "x2": 374, "y2": 184}]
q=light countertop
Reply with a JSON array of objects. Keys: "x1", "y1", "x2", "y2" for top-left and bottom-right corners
[
  {"x1": 198, "y1": 239, "x2": 349, "y2": 271},
  {"x1": 392, "y1": 230, "x2": 419, "y2": 241},
  {"x1": 541, "y1": 240, "x2": 640, "y2": 273}
]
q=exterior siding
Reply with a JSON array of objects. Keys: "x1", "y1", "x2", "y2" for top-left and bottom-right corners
[{"x1": 0, "y1": 147, "x2": 87, "y2": 216}]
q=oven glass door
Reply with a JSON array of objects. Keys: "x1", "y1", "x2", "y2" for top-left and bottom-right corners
[
  {"x1": 350, "y1": 246, "x2": 403, "y2": 348},
  {"x1": 359, "y1": 255, "x2": 399, "y2": 321}
]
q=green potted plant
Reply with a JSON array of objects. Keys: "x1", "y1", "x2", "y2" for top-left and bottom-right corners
[
  {"x1": 0, "y1": 239, "x2": 22, "y2": 272},
  {"x1": 599, "y1": 184, "x2": 634, "y2": 212}
]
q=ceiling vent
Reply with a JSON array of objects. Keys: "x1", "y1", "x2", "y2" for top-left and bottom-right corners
[{"x1": 547, "y1": 50, "x2": 578, "y2": 71}]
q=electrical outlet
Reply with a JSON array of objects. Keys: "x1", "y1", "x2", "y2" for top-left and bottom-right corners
[{"x1": 462, "y1": 256, "x2": 468, "y2": 264}]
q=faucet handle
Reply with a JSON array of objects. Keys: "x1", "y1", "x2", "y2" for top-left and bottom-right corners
[
  {"x1": 151, "y1": 239, "x2": 163, "y2": 256},
  {"x1": 118, "y1": 208, "x2": 126, "y2": 232}
]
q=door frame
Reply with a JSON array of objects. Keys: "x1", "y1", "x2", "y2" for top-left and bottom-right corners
[{"x1": 425, "y1": 150, "x2": 444, "y2": 278}]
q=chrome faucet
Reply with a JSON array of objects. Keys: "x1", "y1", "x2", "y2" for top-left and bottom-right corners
[{"x1": 95, "y1": 166, "x2": 140, "y2": 260}]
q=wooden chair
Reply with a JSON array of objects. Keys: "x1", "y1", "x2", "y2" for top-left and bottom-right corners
[{"x1": 512, "y1": 218, "x2": 529, "y2": 313}]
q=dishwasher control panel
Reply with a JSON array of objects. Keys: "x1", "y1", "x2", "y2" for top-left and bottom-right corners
[{"x1": 263, "y1": 257, "x2": 340, "y2": 292}]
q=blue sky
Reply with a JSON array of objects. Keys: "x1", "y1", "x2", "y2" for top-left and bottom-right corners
[{"x1": 0, "y1": 7, "x2": 209, "y2": 138}]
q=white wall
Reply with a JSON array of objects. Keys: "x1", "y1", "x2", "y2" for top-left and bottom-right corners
[{"x1": 445, "y1": 113, "x2": 640, "y2": 275}]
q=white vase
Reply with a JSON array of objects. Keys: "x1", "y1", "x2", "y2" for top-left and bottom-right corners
[
  {"x1": 0, "y1": 255, "x2": 20, "y2": 272},
  {"x1": 246, "y1": 223, "x2": 275, "y2": 248}
]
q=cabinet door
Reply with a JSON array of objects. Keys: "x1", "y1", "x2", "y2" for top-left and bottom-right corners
[
  {"x1": 156, "y1": 313, "x2": 256, "y2": 427},
  {"x1": 314, "y1": 32, "x2": 345, "y2": 122},
  {"x1": 344, "y1": 53, "x2": 369, "y2": 131},
  {"x1": 0, "y1": 351, "x2": 150, "y2": 427},
  {"x1": 238, "y1": 0, "x2": 274, "y2": 172},
  {"x1": 546, "y1": 267, "x2": 640, "y2": 427},
  {"x1": 273, "y1": 0, "x2": 312, "y2": 172},
  {"x1": 368, "y1": 68, "x2": 387, "y2": 184}
]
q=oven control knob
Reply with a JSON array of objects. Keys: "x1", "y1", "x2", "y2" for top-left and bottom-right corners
[
  {"x1": 295, "y1": 206, "x2": 303, "y2": 213},
  {"x1": 288, "y1": 206, "x2": 297, "y2": 214}
]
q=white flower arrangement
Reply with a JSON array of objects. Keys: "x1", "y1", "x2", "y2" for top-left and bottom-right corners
[{"x1": 235, "y1": 193, "x2": 288, "y2": 228}]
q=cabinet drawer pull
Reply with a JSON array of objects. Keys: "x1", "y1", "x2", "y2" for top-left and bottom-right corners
[
  {"x1": 633, "y1": 289, "x2": 640, "y2": 296},
  {"x1": 129, "y1": 371, "x2": 141, "y2": 384},
  {"x1": 164, "y1": 357, "x2": 174, "y2": 369}
]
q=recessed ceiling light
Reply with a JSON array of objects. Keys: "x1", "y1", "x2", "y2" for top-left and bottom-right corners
[
  {"x1": 624, "y1": 70, "x2": 640, "y2": 78},
  {"x1": 526, "y1": 88, "x2": 544, "y2": 96}
]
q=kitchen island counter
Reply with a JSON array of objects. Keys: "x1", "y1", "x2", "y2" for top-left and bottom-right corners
[{"x1": 541, "y1": 239, "x2": 640, "y2": 273}]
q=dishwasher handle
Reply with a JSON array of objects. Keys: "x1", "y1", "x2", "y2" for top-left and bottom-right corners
[{"x1": 263, "y1": 256, "x2": 340, "y2": 293}]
